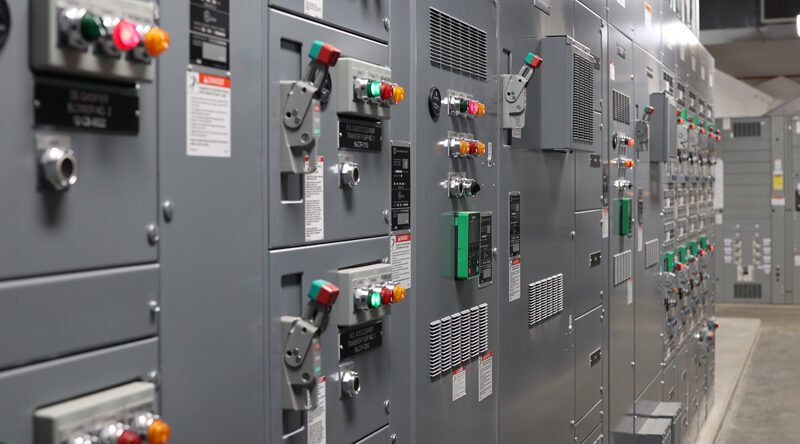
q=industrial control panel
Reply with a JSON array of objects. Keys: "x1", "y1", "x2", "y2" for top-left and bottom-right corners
[{"x1": 0, "y1": 0, "x2": 718, "y2": 443}]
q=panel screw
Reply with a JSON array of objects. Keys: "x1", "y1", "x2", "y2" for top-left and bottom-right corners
[
  {"x1": 384, "y1": 399, "x2": 391, "y2": 413},
  {"x1": 390, "y1": 434, "x2": 398, "y2": 444},
  {"x1": 384, "y1": 209, "x2": 391, "y2": 223},
  {"x1": 149, "y1": 300, "x2": 161, "y2": 315},
  {"x1": 383, "y1": 18, "x2": 390, "y2": 31},
  {"x1": 147, "y1": 224, "x2": 160, "y2": 245},
  {"x1": 571, "y1": 231, "x2": 576, "y2": 239},
  {"x1": 162, "y1": 201, "x2": 174, "y2": 222},
  {"x1": 146, "y1": 370, "x2": 160, "y2": 386}
]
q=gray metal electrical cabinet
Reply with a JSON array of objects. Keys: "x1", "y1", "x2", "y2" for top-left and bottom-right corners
[
  {"x1": 267, "y1": 0, "x2": 390, "y2": 42},
  {"x1": 266, "y1": 11, "x2": 392, "y2": 249},
  {"x1": 607, "y1": 23, "x2": 637, "y2": 439},
  {"x1": 404, "y1": 2, "x2": 499, "y2": 442}
]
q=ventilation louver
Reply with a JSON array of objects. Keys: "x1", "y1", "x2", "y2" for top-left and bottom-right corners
[
  {"x1": 572, "y1": 52, "x2": 595, "y2": 145},
  {"x1": 612, "y1": 90, "x2": 631, "y2": 125},
  {"x1": 528, "y1": 273, "x2": 564, "y2": 327},
  {"x1": 429, "y1": 8, "x2": 488, "y2": 81},
  {"x1": 429, "y1": 303, "x2": 489, "y2": 379}
]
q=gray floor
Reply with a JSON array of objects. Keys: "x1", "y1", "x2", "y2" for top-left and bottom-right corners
[{"x1": 715, "y1": 304, "x2": 800, "y2": 444}]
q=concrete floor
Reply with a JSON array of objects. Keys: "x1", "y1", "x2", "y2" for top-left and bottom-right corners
[{"x1": 714, "y1": 304, "x2": 800, "y2": 444}]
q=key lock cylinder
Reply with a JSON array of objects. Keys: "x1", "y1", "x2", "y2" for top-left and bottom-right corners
[
  {"x1": 282, "y1": 279, "x2": 340, "y2": 411},
  {"x1": 280, "y1": 41, "x2": 341, "y2": 175}
]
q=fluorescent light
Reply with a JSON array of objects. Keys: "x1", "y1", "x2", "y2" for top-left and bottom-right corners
[{"x1": 797, "y1": 14, "x2": 800, "y2": 37}]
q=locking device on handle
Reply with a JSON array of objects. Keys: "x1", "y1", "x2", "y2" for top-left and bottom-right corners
[
  {"x1": 280, "y1": 41, "x2": 341, "y2": 174},
  {"x1": 282, "y1": 279, "x2": 340, "y2": 411},
  {"x1": 501, "y1": 52, "x2": 543, "y2": 131}
]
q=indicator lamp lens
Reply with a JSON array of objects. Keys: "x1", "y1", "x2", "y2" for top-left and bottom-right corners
[
  {"x1": 459, "y1": 139, "x2": 470, "y2": 155},
  {"x1": 627, "y1": 138, "x2": 635, "y2": 147},
  {"x1": 477, "y1": 142, "x2": 486, "y2": 156},
  {"x1": 113, "y1": 19, "x2": 141, "y2": 51},
  {"x1": 147, "y1": 419, "x2": 171, "y2": 444},
  {"x1": 459, "y1": 99, "x2": 469, "y2": 113},
  {"x1": 144, "y1": 26, "x2": 170, "y2": 57},
  {"x1": 369, "y1": 291, "x2": 382, "y2": 309},
  {"x1": 380, "y1": 82, "x2": 394, "y2": 101},
  {"x1": 688, "y1": 115, "x2": 694, "y2": 122},
  {"x1": 678, "y1": 118, "x2": 684, "y2": 124},
  {"x1": 80, "y1": 13, "x2": 105, "y2": 42},
  {"x1": 381, "y1": 287, "x2": 393, "y2": 305},
  {"x1": 645, "y1": 106, "x2": 655, "y2": 115},
  {"x1": 700, "y1": 128, "x2": 706, "y2": 134},
  {"x1": 117, "y1": 431, "x2": 142, "y2": 444},
  {"x1": 366, "y1": 81, "x2": 382, "y2": 98},
  {"x1": 467, "y1": 100, "x2": 479, "y2": 115},
  {"x1": 392, "y1": 84, "x2": 405, "y2": 104},
  {"x1": 392, "y1": 285, "x2": 406, "y2": 303},
  {"x1": 476, "y1": 102, "x2": 486, "y2": 117},
  {"x1": 676, "y1": 109, "x2": 682, "y2": 117},
  {"x1": 717, "y1": 136, "x2": 722, "y2": 142},
  {"x1": 468, "y1": 140, "x2": 478, "y2": 155}
]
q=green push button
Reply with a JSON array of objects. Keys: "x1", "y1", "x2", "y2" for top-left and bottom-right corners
[{"x1": 80, "y1": 12, "x2": 105, "y2": 42}]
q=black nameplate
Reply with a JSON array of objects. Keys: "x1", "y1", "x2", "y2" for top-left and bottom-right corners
[
  {"x1": 590, "y1": 348, "x2": 602, "y2": 367},
  {"x1": 339, "y1": 321, "x2": 383, "y2": 360},
  {"x1": 339, "y1": 118, "x2": 383, "y2": 151},
  {"x1": 590, "y1": 251, "x2": 602, "y2": 268},
  {"x1": 34, "y1": 79, "x2": 139, "y2": 134}
]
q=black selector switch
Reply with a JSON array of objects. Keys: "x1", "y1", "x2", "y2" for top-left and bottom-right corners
[{"x1": 0, "y1": 0, "x2": 10, "y2": 51}]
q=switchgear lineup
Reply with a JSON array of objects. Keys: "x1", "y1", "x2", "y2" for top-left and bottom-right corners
[{"x1": 0, "y1": 0, "x2": 718, "y2": 443}]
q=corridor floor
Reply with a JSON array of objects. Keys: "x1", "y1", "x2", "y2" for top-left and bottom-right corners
[{"x1": 715, "y1": 304, "x2": 800, "y2": 443}]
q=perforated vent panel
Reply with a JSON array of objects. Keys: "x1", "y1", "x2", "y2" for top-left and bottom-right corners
[
  {"x1": 734, "y1": 283, "x2": 762, "y2": 299},
  {"x1": 429, "y1": 8, "x2": 488, "y2": 81},
  {"x1": 572, "y1": 53, "x2": 595, "y2": 145},
  {"x1": 429, "y1": 303, "x2": 489, "y2": 379},
  {"x1": 612, "y1": 90, "x2": 631, "y2": 125},
  {"x1": 613, "y1": 250, "x2": 632, "y2": 286},
  {"x1": 528, "y1": 273, "x2": 564, "y2": 327},
  {"x1": 733, "y1": 122, "x2": 762, "y2": 138},
  {"x1": 645, "y1": 239, "x2": 660, "y2": 269}
]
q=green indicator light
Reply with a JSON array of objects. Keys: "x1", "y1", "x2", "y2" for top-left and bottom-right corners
[
  {"x1": 369, "y1": 291, "x2": 382, "y2": 308},
  {"x1": 367, "y1": 81, "x2": 382, "y2": 98},
  {"x1": 80, "y1": 12, "x2": 105, "y2": 42},
  {"x1": 459, "y1": 99, "x2": 469, "y2": 113}
]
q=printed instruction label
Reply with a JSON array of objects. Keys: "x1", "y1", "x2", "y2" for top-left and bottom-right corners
[
  {"x1": 186, "y1": 71, "x2": 231, "y2": 158},
  {"x1": 308, "y1": 377, "x2": 326, "y2": 444},
  {"x1": 602, "y1": 207, "x2": 610, "y2": 239},
  {"x1": 794, "y1": 254, "x2": 800, "y2": 267},
  {"x1": 452, "y1": 367, "x2": 467, "y2": 401},
  {"x1": 304, "y1": 0, "x2": 323, "y2": 18},
  {"x1": 637, "y1": 225, "x2": 644, "y2": 252},
  {"x1": 305, "y1": 156, "x2": 325, "y2": 242},
  {"x1": 509, "y1": 257, "x2": 522, "y2": 302},
  {"x1": 609, "y1": 62, "x2": 616, "y2": 81},
  {"x1": 715, "y1": 212, "x2": 723, "y2": 225},
  {"x1": 391, "y1": 232, "x2": 412, "y2": 288},
  {"x1": 478, "y1": 352, "x2": 493, "y2": 402},
  {"x1": 627, "y1": 279, "x2": 633, "y2": 305},
  {"x1": 617, "y1": 0, "x2": 625, "y2": 7},
  {"x1": 644, "y1": 2, "x2": 652, "y2": 28}
]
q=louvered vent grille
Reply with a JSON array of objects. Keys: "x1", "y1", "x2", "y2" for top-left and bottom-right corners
[
  {"x1": 645, "y1": 239, "x2": 660, "y2": 269},
  {"x1": 429, "y1": 8, "x2": 488, "y2": 81},
  {"x1": 528, "y1": 273, "x2": 564, "y2": 327},
  {"x1": 572, "y1": 53, "x2": 594, "y2": 145},
  {"x1": 612, "y1": 90, "x2": 631, "y2": 125},
  {"x1": 734, "y1": 283, "x2": 762, "y2": 299},
  {"x1": 429, "y1": 303, "x2": 489, "y2": 379},
  {"x1": 733, "y1": 122, "x2": 762, "y2": 138},
  {"x1": 613, "y1": 250, "x2": 632, "y2": 286}
]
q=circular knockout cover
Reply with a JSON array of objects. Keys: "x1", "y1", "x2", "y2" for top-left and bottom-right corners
[{"x1": 0, "y1": 0, "x2": 9, "y2": 50}]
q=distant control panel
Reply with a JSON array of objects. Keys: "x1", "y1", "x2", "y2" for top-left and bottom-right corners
[
  {"x1": 34, "y1": 382, "x2": 171, "y2": 444},
  {"x1": 31, "y1": 0, "x2": 170, "y2": 82}
]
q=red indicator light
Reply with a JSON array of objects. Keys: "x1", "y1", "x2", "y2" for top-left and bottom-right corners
[
  {"x1": 112, "y1": 19, "x2": 141, "y2": 52},
  {"x1": 627, "y1": 138, "x2": 635, "y2": 147},
  {"x1": 467, "y1": 100, "x2": 479, "y2": 116},
  {"x1": 117, "y1": 431, "x2": 142, "y2": 444},
  {"x1": 678, "y1": 118, "x2": 684, "y2": 124},
  {"x1": 468, "y1": 140, "x2": 479, "y2": 155},
  {"x1": 716, "y1": 136, "x2": 722, "y2": 142},
  {"x1": 700, "y1": 128, "x2": 706, "y2": 134},
  {"x1": 381, "y1": 287, "x2": 393, "y2": 305},
  {"x1": 380, "y1": 82, "x2": 394, "y2": 101},
  {"x1": 690, "y1": 123, "x2": 696, "y2": 130}
]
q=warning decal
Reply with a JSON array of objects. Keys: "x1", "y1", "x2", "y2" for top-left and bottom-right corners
[{"x1": 187, "y1": 71, "x2": 231, "y2": 158}]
